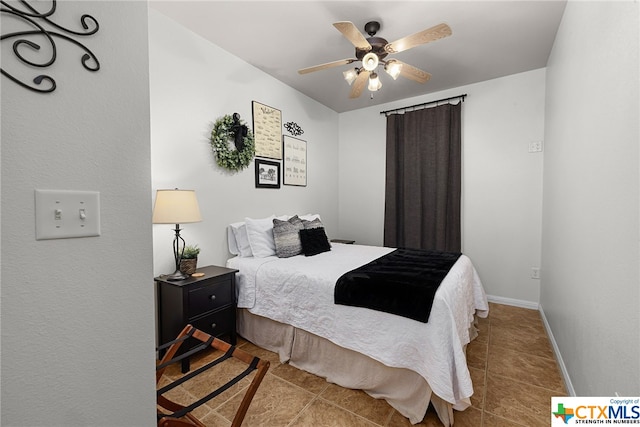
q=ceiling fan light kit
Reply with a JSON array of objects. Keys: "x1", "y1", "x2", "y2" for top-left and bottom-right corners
[
  {"x1": 384, "y1": 61, "x2": 402, "y2": 80},
  {"x1": 362, "y1": 52, "x2": 379, "y2": 71},
  {"x1": 298, "y1": 20, "x2": 451, "y2": 99},
  {"x1": 343, "y1": 68, "x2": 358, "y2": 85},
  {"x1": 368, "y1": 72, "x2": 382, "y2": 92}
]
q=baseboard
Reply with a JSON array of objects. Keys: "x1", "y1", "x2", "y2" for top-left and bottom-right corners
[
  {"x1": 539, "y1": 304, "x2": 576, "y2": 396},
  {"x1": 486, "y1": 294, "x2": 539, "y2": 310}
]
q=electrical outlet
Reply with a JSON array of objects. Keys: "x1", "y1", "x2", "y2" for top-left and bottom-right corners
[
  {"x1": 531, "y1": 267, "x2": 540, "y2": 279},
  {"x1": 528, "y1": 141, "x2": 543, "y2": 153}
]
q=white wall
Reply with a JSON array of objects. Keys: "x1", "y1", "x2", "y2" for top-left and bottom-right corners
[
  {"x1": 338, "y1": 69, "x2": 546, "y2": 304},
  {"x1": 541, "y1": 1, "x2": 639, "y2": 395},
  {"x1": 149, "y1": 9, "x2": 339, "y2": 274},
  {"x1": 0, "y1": 1, "x2": 156, "y2": 425}
]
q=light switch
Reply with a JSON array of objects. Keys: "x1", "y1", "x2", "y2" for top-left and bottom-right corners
[{"x1": 35, "y1": 189, "x2": 101, "y2": 240}]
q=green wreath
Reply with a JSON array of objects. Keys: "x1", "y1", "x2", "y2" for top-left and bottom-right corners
[{"x1": 210, "y1": 114, "x2": 255, "y2": 171}]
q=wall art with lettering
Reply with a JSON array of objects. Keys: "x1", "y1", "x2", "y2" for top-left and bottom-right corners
[
  {"x1": 252, "y1": 101, "x2": 282, "y2": 160},
  {"x1": 283, "y1": 135, "x2": 307, "y2": 187}
]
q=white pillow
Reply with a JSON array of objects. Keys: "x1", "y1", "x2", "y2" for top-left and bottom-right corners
[
  {"x1": 299, "y1": 213, "x2": 321, "y2": 222},
  {"x1": 227, "y1": 225, "x2": 240, "y2": 255},
  {"x1": 229, "y1": 222, "x2": 253, "y2": 257},
  {"x1": 245, "y1": 216, "x2": 277, "y2": 258}
]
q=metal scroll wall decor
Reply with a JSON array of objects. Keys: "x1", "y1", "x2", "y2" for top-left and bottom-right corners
[
  {"x1": 0, "y1": 0, "x2": 100, "y2": 93},
  {"x1": 284, "y1": 122, "x2": 304, "y2": 137}
]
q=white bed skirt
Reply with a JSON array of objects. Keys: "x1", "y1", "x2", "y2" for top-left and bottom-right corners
[{"x1": 238, "y1": 309, "x2": 462, "y2": 425}]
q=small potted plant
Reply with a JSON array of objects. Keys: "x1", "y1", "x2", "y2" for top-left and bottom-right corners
[{"x1": 180, "y1": 244, "x2": 200, "y2": 275}]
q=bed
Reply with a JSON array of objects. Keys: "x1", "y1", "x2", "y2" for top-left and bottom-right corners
[{"x1": 225, "y1": 215, "x2": 488, "y2": 425}]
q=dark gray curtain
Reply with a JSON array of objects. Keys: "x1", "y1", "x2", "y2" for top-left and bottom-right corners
[{"x1": 383, "y1": 102, "x2": 462, "y2": 252}]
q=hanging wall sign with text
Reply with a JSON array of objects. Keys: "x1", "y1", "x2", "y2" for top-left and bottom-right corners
[{"x1": 252, "y1": 101, "x2": 282, "y2": 160}]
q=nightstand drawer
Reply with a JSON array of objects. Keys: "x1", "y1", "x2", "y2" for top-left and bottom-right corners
[
  {"x1": 188, "y1": 280, "x2": 233, "y2": 318},
  {"x1": 191, "y1": 309, "x2": 234, "y2": 340}
]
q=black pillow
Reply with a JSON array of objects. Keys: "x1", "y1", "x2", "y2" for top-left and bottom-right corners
[{"x1": 299, "y1": 227, "x2": 331, "y2": 256}]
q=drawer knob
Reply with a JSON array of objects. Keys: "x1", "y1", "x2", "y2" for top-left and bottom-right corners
[
  {"x1": 210, "y1": 295, "x2": 216, "y2": 301},
  {"x1": 211, "y1": 323, "x2": 217, "y2": 330}
]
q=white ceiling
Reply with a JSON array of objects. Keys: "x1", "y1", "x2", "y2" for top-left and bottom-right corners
[{"x1": 149, "y1": 1, "x2": 567, "y2": 113}]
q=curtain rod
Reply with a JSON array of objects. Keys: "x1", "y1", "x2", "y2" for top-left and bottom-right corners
[{"x1": 379, "y1": 94, "x2": 467, "y2": 116}]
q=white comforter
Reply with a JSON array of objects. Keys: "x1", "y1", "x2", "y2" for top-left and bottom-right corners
[{"x1": 227, "y1": 243, "x2": 488, "y2": 409}]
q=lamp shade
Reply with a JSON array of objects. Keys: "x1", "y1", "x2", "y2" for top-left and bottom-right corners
[
  {"x1": 343, "y1": 68, "x2": 358, "y2": 85},
  {"x1": 362, "y1": 52, "x2": 379, "y2": 71},
  {"x1": 152, "y1": 189, "x2": 202, "y2": 224},
  {"x1": 368, "y1": 72, "x2": 382, "y2": 92},
  {"x1": 385, "y1": 61, "x2": 402, "y2": 80}
]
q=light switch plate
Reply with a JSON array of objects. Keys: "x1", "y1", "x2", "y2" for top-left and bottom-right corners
[{"x1": 35, "y1": 189, "x2": 101, "y2": 240}]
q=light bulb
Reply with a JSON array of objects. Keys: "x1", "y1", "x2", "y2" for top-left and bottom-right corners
[
  {"x1": 362, "y1": 52, "x2": 379, "y2": 71},
  {"x1": 385, "y1": 61, "x2": 402, "y2": 80},
  {"x1": 343, "y1": 68, "x2": 358, "y2": 85},
  {"x1": 368, "y1": 72, "x2": 382, "y2": 91}
]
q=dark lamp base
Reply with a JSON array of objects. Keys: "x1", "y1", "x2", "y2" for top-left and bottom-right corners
[{"x1": 165, "y1": 269, "x2": 189, "y2": 281}]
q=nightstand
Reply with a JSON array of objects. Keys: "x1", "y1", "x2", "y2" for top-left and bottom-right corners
[{"x1": 155, "y1": 265, "x2": 238, "y2": 372}]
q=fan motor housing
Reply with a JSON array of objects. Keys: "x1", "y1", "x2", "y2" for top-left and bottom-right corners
[{"x1": 356, "y1": 37, "x2": 389, "y2": 61}]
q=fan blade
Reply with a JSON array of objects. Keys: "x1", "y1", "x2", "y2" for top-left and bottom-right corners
[
  {"x1": 298, "y1": 58, "x2": 355, "y2": 75},
  {"x1": 349, "y1": 70, "x2": 369, "y2": 98},
  {"x1": 333, "y1": 21, "x2": 372, "y2": 51},
  {"x1": 395, "y1": 60, "x2": 432, "y2": 83},
  {"x1": 385, "y1": 23, "x2": 452, "y2": 54}
]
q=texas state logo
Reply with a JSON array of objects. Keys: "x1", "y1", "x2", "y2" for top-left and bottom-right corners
[
  {"x1": 552, "y1": 397, "x2": 640, "y2": 425},
  {"x1": 553, "y1": 402, "x2": 575, "y2": 424}
]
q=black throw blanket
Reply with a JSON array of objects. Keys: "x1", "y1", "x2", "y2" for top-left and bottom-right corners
[{"x1": 334, "y1": 248, "x2": 462, "y2": 323}]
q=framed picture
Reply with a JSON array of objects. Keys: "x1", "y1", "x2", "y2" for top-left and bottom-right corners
[
  {"x1": 254, "y1": 158, "x2": 280, "y2": 189},
  {"x1": 252, "y1": 101, "x2": 282, "y2": 160},
  {"x1": 283, "y1": 135, "x2": 307, "y2": 187}
]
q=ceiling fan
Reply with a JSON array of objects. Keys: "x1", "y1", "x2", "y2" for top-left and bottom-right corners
[{"x1": 298, "y1": 21, "x2": 452, "y2": 98}]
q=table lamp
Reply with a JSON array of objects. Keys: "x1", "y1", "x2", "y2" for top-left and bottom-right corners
[{"x1": 152, "y1": 189, "x2": 202, "y2": 281}]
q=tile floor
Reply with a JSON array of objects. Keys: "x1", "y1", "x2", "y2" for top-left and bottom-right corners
[{"x1": 158, "y1": 303, "x2": 567, "y2": 426}]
